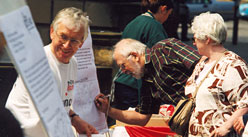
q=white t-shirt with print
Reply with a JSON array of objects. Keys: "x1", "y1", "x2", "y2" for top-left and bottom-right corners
[{"x1": 5, "y1": 44, "x2": 77, "y2": 137}]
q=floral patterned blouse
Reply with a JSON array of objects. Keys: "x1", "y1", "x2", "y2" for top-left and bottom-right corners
[{"x1": 185, "y1": 51, "x2": 248, "y2": 137}]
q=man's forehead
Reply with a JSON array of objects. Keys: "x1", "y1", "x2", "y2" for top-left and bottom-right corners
[
  {"x1": 56, "y1": 22, "x2": 85, "y2": 38},
  {"x1": 114, "y1": 53, "x2": 126, "y2": 64},
  {"x1": 57, "y1": 22, "x2": 80, "y2": 32}
]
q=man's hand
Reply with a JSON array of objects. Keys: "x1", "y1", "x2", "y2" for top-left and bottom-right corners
[
  {"x1": 233, "y1": 116, "x2": 245, "y2": 135},
  {"x1": 94, "y1": 93, "x2": 109, "y2": 113},
  {"x1": 71, "y1": 116, "x2": 98, "y2": 137}
]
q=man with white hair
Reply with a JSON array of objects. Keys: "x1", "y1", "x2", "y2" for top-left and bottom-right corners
[
  {"x1": 6, "y1": 7, "x2": 98, "y2": 137},
  {"x1": 95, "y1": 38, "x2": 200, "y2": 126}
]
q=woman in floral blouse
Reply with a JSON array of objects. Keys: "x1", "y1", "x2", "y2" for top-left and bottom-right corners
[{"x1": 185, "y1": 12, "x2": 248, "y2": 137}]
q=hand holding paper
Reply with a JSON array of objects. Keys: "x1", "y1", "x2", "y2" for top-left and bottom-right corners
[{"x1": 72, "y1": 115, "x2": 99, "y2": 136}]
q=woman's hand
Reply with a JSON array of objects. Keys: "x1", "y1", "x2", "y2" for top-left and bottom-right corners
[
  {"x1": 233, "y1": 116, "x2": 245, "y2": 135},
  {"x1": 209, "y1": 127, "x2": 230, "y2": 137}
]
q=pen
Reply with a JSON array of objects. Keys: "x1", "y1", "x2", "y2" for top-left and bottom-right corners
[
  {"x1": 95, "y1": 94, "x2": 111, "y2": 104},
  {"x1": 100, "y1": 94, "x2": 111, "y2": 99}
]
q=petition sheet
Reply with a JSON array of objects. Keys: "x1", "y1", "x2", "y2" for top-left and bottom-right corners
[
  {"x1": 73, "y1": 28, "x2": 108, "y2": 134},
  {"x1": 243, "y1": 124, "x2": 248, "y2": 136},
  {"x1": 0, "y1": 5, "x2": 74, "y2": 137}
]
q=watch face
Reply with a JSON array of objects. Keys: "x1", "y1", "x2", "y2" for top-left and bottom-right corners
[{"x1": 70, "y1": 113, "x2": 79, "y2": 120}]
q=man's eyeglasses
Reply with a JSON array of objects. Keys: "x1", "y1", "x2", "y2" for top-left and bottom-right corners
[
  {"x1": 120, "y1": 56, "x2": 131, "y2": 70},
  {"x1": 192, "y1": 37, "x2": 195, "y2": 43},
  {"x1": 119, "y1": 54, "x2": 134, "y2": 70},
  {"x1": 55, "y1": 32, "x2": 83, "y2": 47},
  {"x1": 120, "y1": 63, "x2": 126, "y2": 70}
]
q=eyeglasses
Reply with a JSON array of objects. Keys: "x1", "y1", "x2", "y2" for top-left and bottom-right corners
[
  {"x1": 119, "y1": 54, "x2": 133, "y2": 70},
  {"x1": 55, "y1": 31, "x2": 83, "y2": 47},
  {"x1": 120, "y1": 63, "x2": 126, "y2": 70}
]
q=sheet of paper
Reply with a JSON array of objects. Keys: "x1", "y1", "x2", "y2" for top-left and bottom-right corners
[
  {"x1": 0, "y1": 5, "x2": 74, "y2": 137},
  {"x1": 80, "y1": 127, "x2": 131, "y2": 137},
  {"x1": 73, "y1": 28, "x2": 108, "y2": 134},
  {"x1": 243, "y1": 123, "x2": 248, "y2": 136},
  {"x1": 112, "y1": 127, "x2": 130, "y2": 137},
  {"x1": 80, "y1": 133, "x2": 107, "y2": 137},
  {"x1": 0, "y1": 0, "x2": 25, "y2": 63},
  {"x1": 0, "y1": 0, "x2": 26, "y2": 16}
]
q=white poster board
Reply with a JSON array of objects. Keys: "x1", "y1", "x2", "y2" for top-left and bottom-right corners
[
  {"x1": 243, "y1": 123, "x2": 248, "y2": 137},
  {"x1": 73, "y1": 28, "x2": 108, "y2": 135},
  {"x1": 0, "y1": 3, "x2": 74, "y2": 137}
]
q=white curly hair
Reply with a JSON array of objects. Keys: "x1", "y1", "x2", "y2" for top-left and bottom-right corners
[
  {"x1": 191, "y1": 12, "x2": 227, "y2": 45},
  {"x1": 113, "y1": 38, "x2": 147, "y2": 59}
]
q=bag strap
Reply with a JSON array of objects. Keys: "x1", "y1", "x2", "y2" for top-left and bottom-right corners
[{"x1": 192, "y1": 51, "x2": 227, "y2": 98}]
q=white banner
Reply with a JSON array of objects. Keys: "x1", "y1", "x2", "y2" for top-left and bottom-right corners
[
  {"x1": 73, "y1": 27, "x2": 108, "y2": 135},
  {"x1": 0, "y1": 5, "x2": 74, "y2": 137}
]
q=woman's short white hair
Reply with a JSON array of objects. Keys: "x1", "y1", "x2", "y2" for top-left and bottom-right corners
[
  {"x1": 191, "y1": 12, "x2": 227, "y2": 45},
  {"x1": 113, "y1": 38, "x2": 146, "y2": 58},
  {"x1": 51, "y1": 7, "x2": 89, "y2": 41}
]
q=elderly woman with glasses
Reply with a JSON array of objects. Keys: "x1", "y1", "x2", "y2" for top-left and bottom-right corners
[{"x1": 184, "y1": 12, "x2": 248, "y2": 137}]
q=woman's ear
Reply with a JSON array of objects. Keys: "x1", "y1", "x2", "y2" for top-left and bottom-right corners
[{"x1": 205, "y1": 37, "x2": 212, "y2": 45}]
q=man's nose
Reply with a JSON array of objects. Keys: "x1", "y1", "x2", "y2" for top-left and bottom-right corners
[{"x1": 63, "y1": 40, "x2": 71, "y2": 48}]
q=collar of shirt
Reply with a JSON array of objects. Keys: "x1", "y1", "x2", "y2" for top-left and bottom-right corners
[
  {"x1": 145, "y1": 47, "x2": 151, "y2": 64},
  {"x1": 142, "y1": 12, "x2": 154, "y2": 19}
]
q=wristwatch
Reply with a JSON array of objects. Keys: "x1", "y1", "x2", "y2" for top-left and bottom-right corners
[{"x1": 70, "y1": 113, "x2": 79, "y2": 122}]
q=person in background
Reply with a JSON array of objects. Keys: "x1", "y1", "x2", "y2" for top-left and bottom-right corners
[
  {"x1": 163, "y1": 0, "x2": 189, "y2": 41},
  {"x1": 113, "y1": 0, "x2": 174, "y2": 113},
  {"x1": 184, "y1": 12, "x2": 248, "y2": 137},
  {"x1": 178, "y1": 0, "x2": 189, "y2": 41},
  {"x1": 163, "y1": 0, "x2": 180, "y2": 39},
  {"x1": 0, "y1": 107, "x2": 24, "y2": 137},
  {"x1": 0, "y1": 33, "x2": 23, "y2": 137},
  {"x1": 5, "y1": 7, "x2": 98, "y2": 137},
  {"x1": 95, "y1": 38, "x2": 200, "y2": 126}
]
